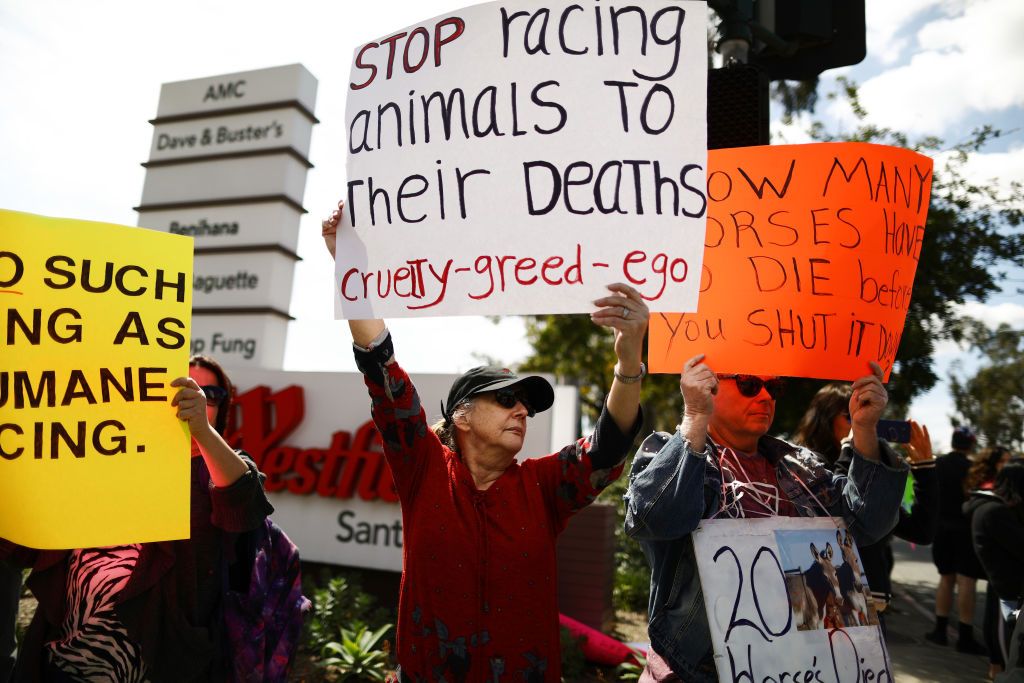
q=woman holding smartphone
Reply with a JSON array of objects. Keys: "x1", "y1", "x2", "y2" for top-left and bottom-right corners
[{"x1": 795, "y1": 390, "x2": 938, "y2": 625}]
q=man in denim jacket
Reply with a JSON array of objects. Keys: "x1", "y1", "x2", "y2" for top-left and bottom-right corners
[{"x1": 624, "y1": 355, "x2": 909, "y2": 681}]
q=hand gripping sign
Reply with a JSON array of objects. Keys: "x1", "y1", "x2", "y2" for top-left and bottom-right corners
[
  {"x1": 0, "y1": 210, "x2": 192, "y2": 548},
  {"x1": 693, "y1": 517, "x2": 893, "y2": 683},
  {"x1": 649, "y1": 142, "x2": 933, "y2": 381},
  {"x1": 335, "y1": 0, "x2": 709, "y2": 318}
]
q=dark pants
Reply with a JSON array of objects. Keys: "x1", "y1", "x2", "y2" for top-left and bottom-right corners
[
  {"x1": 997, "y1": 612, "x2": 1023, "y2": 682},
  {"x1": 0, "y1": 560, "x2": 22, "y2": 683},
  {"x1": 988, "y1": 585, "x2": 1007, "y2": 667}
]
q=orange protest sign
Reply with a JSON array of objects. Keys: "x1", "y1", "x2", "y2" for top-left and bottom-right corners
[{"x1": 648, "y1": 142, "x2": 933, "y2": 381}]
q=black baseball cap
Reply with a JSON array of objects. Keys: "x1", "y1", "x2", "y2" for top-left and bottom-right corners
[
  {"x1": 442, "y1": 366, "x2": 554, "y2": 422},
  {"x1": 952, "y1": 425, "x2": 977, "y2": 451}
]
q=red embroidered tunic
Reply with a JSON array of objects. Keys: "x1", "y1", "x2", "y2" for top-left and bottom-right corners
[{"x1": 357, "y1": 340, "x2": 636, "y2": 682}]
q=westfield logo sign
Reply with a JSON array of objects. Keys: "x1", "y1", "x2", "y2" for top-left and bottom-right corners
[{"x1": 225, "y1": 384, "x2": 398, "y2": 503}]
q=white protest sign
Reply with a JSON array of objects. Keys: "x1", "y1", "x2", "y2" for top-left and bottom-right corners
[
  {"x1": 336, "y1": 0, "x2": 708, "y2": 318},
  {"x1": 693, "y1": 517, "x2": 892, "y2": 683}
]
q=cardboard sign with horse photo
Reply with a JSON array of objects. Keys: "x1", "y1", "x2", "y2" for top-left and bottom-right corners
[
  {"x1": 693, "y1": 517, "x2": 891, "y2": 683},
  {"x1": 777, "y1": 527, "x2": 880, "y2": 632}
]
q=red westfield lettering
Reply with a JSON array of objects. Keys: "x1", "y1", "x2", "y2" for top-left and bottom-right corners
[{"x1": 225, "y1": 385, "x2": 398, "y2": 503}]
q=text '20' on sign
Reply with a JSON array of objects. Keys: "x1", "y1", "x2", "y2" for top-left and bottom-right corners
[
  {"x1": 694, "y1": 518, "x2": 893, "y2": 683},
  {"x1": 648, "y1": 142, "x2": 933, "y2": 381},
  {"x1": 336, "y1": 0, "x2": 709, "y2": 318}
]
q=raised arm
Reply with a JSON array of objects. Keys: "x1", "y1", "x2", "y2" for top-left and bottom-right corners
[
  {"x1": 824, "y1": 362, "x2": 907, "y2": 543},
  {"x1": 893, "y1": 420, "x2": 939, "y2": 544},
  {"x1": 590, "y1": 283, "x2": 648, "y2": 435},
  {"x1": 170, "y1": 377, "x2": 272, "y2": 530},
  {"x1": 322, "y1": 201, "x2": 438, "y2": 501},
  {"x1": 322, "y1": 200, "x2": 386, "y2": 347},
  {"x1": 848, "y1": 361, "x2": 887, "y2": 462},
  {"x1": 623, "y1": 354, "x2": 719, "y2": 541},
  {"x1": 171, "y1": 377, "x2": 248, "y2": 487},
  {"x1": 677, "y1": 353, "x2": 717, "y2": 452}
]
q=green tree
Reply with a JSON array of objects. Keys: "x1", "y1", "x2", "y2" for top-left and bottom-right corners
[
  {"x1": 803, "y1": 80, "x2": 1024, "y2": 421},
  {"x1": 521, "y1": 81, "x2": 1024, "y2": 436},
  {"x1": 514, "y1": 83, "x2": 1024, "y2": 613},
  {"x1": 949, "y1": 320, "x2": 1024, "y2": 451}
]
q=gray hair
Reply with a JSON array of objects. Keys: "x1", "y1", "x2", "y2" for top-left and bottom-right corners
[{"x1": 431, "y1": 399, "x2": 475, "y2": 452}]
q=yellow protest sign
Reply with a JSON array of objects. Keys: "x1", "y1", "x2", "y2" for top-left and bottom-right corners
[{"x1": 0, "y1": 210, "x2": 193, "y2": 548}]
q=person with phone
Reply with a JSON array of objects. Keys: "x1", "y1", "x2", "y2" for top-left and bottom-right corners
[
  {"x1": 840, "y1": 421, "x2": 938, "y2": 624},
  {"x1": 876, "y1": 419, "x2": 913, "y2": 444},
  {"x1": 794, "y1": 387, "x2": 939, "y2": 626}
]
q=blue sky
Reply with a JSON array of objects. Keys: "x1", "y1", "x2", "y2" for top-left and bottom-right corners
[
  {"x1": 1, "y1": 0, "x2": 1021, "y2": 449},
  {"x1": 766, "y1": 0, "x2": 1024, "y2": 446},
  {"x1": 776, "y1": 529, "x2": 853, "y2": 574}
]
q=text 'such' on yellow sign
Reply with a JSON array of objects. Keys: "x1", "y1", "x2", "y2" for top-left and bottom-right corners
[{"x1": 0, "y1": 209, "x2": 193, "y2": 548}]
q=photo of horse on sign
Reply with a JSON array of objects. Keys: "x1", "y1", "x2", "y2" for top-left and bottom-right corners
[{"x1": 777, "y1": 527, "x2": 879, "y2": 632}]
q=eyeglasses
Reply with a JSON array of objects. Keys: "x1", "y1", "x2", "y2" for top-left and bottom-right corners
[
  {"x1": 493, "y1": 388, "x2": 535, "y2": 417},
  {"x1": 717, "y1": 374, "x2": 785, "y2": 400},
  {"x1": 200, "y1": 385, "x2": 229, "y2": 406}
]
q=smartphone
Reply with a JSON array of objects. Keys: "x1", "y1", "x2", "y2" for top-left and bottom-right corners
[{"x1": 876, "y1": 419, "x2": 912, "y2": 443}]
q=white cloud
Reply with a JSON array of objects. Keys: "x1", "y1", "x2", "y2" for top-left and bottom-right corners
[
  {"x1": 864, "y1": 0, "x2": 938, "y2": 65},
  {"x1": 916, "y1": 300, "x2": 1024, "y2": 449},
  {"x1": 768, "y1": 113, "x2": 815, "y2": 145},
  {"x1": 284, "y1": 316, "x2": 532, "y2": 374},
  {"x1": 908, "y1": 383, "x2": 959, "y2": 451},
  {"x1": 930, "y1": 337, "x2": 963, "y2": 361},
  {"x1": 2, "y1": 0, "x2": 1020, "y2": 444},
  {"x1": 855, "y1": 0, "x2": 1024, "y2": 135},
  {"x1": 953, "y1": 301, "x2": 1024, "y2": 329},
  {"x1": 925, "y1": 303, "x2": 1024, "y2": 369},
  {"x1": 924, "y1": 145, "x2": 1024, "y2": 219},
  {"x1": 961, "y1": 145, "x2": 1024, "y2": 190}
]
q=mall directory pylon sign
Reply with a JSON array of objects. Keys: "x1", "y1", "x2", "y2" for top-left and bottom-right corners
[{"x1": 135, "y1": 64, "x2": 318, "y2": 369}]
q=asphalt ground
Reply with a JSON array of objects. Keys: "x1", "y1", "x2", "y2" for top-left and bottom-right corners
[{"x1": 885, "y1": 539, "x2": 994, "y2": 682}]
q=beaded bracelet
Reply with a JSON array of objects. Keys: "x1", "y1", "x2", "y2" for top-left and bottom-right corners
[{"x1": 614, "y1": 362, "x2": 647, "y2": 384}]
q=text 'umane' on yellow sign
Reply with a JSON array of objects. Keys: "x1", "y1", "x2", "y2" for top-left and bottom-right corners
[{"x1": 0, "y1": 209, "x2": 193, "y2": 548}]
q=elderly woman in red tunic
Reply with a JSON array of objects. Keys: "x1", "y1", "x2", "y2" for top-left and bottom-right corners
[{"x1": 323, "y1": 203, "x2": 646, "y2": 682}]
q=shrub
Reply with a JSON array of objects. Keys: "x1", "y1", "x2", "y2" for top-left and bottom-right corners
[
  {"x1": 616, "y1": 646, "x2": 648, "y2": 681},
  {"x1": 303, "y1": 573, "x2": 393, "y2": 655},
  {"x1": 604, "y1": 472, "x2": 652, "y2": 613},
  {"x1": 560, "y1": 625, "x2": 588, "y2": 679},
  {"x1": 321, "y1": 624, "x2": 393, "y2": 682}
]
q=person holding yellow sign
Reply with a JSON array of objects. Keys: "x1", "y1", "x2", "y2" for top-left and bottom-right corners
[{"x1": 1, "y1": 356, "x2": 276, "y2": 682}]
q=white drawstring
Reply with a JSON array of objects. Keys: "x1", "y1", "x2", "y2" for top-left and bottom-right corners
[
  {"x1": 789, "y1": 463, "x2": 842, "y2": 526},
  {"x1": 713, "y1": 445, "x2": 837, "y2": 526},
  {"x1": 714, "y1": 447, "x2": 783, "y2": 519}
]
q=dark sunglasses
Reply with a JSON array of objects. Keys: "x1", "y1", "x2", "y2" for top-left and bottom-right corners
[
  {"x1": 717, "y1": 374, "x2": 785, "y2": 400},
  {"x1": 493, "y1": 388, "x2": 535, "y2": 417},
  {"x1": 200, "y1": 385, "x2": 229, "y2": 406}
]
